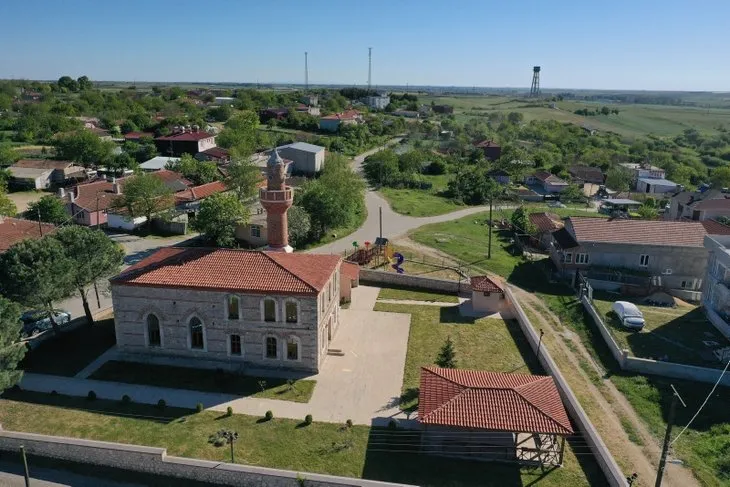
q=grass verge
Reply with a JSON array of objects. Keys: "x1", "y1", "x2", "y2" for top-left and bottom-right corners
[
  {"x1": 90, "y1": 361, "x2": 315, "y2": 403},
  {"x1": 377, "y1": 287, "x2": 459, "y2": 303}
]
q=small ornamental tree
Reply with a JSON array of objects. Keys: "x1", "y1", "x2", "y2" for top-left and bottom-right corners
[{"x1": 435, "y1": 336, "x2": 457, "y2": 368}]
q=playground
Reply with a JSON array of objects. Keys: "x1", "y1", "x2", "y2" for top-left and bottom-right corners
[{"x1": 344, "y1": 240, "x2": 464, "y2": 280}]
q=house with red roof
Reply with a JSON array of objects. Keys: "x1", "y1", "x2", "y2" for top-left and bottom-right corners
[
  {"x1": 0, "y1": 217, "x2": 55, "y2": 253},
  {"x1": 154, "y1": 127, "x2": 217, "y2": 157},
  {"x1": 550, "y1": 216, "x2": 730, "y2": 299},
  {"x1": 474, "y1": 140, "x2": 502, "y2": 161},
  {"x1": 319, "y1": 110, "x2": 362, "y2": 132},
  {"x1": 418, "y1": 366, "x2": 573, "y2": 465}
]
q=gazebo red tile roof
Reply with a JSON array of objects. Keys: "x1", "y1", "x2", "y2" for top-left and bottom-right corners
[
  {"x1": 470, "y1": 275, "x2": 503, "y2": 294},
  {"x1": 418, "y1": 367, "x2": 573, "y2": 435},
  {"x1": 112, "y1": 247, "x2": 342, "y2": 296}
]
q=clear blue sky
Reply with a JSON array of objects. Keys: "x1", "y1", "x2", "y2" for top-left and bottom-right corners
[{"x1": 1, "y1": 0, "x2": 727, "y2": 91}]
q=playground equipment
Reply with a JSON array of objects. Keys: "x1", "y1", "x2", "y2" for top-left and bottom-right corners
[{"x1": 384, "y1": 244, "x2": 405, "y2": 274}]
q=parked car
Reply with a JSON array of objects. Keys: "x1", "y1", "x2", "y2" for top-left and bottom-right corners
[
  {"x1": 20, "y1": 310, "x2": 72, "y2": 338},
  {"x1": 611, "y1": 301, "x2": 645, "y2": 330}
]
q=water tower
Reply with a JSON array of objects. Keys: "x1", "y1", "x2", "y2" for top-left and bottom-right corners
[{"x1": 530, "y1": 66, "x2": 541, "y2": 97}]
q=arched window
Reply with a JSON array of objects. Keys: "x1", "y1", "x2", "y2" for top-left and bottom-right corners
[
  {"x1": 285, "y1": 300, "x2": 298, "y2": 323},
  {"x1": 286, "y1": 336, "x2": 300, "y2": 361},
  {"x1": 147, "y1": 314, "x2": 161, "y2": 347},
  {"x1": 265, "y1": 336, "x2": 278, "y2": 359},
  {"x1": 263, "y1": 298, "x2": 276, "y2": 322},
  {"x1": 227, "y1": 295, "x2": 240, "y2": 320},
  {"x1": 189, "y1": 317, "x2": 205, "y2": 350}
]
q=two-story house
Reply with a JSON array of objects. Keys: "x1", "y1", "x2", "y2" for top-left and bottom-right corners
[
  {"x1": 525, "y1": 171, "x2": 569, "y2": 194},
  {"x1": 549, "y1": 217, "x2": 730, "y2": 300},
  {"x1": 110, "y1": 248, "x2": 344, "y2": 373},
  {"x1": 154, "y1": 128, "x2": 217, "y2": 157},
  {"x1": 665, "y1": 189, "x2": 730, "y2": 221}
]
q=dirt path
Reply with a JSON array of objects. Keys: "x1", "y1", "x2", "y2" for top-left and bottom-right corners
[{"x1": 396, "y1": 237, "x2": 700, "y2": 486}]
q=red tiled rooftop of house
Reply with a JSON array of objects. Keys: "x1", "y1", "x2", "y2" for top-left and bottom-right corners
[
  {"x1": 341, "y1": 261, "x2": 360, "y2": 282},
  {"x1": 532, "y1": 170, "x2": 568, "y2": 185},
  {"x1": 0, "y1": 217, "x2": 56, "y2": 253},
  {"x1": 112, "y1": 247, "x2": 342, "y2": 296},
  {"x1": 174, "y1": 180, "x2": 227, "y2": 203},
  {"x1": 70, "y1": 179, "x2": 123, "y2": 212},
  {"x1": 124, "y1": 131, "x2": 155, "y2": 140},
  {"x1": 475, "y1": 140, "x2": 500, "y2": 149},
  {"x1": 701, "y1": 219, "x2": 730, "y2": 236},
  {"x1": 694, "y1": 197, "x2": 730, "y2": 211},
  {"x1": 568, "y1": 216, "x2": 711, "y2": 247},
  {"x1": 321, "y1": 110, "x2": 360, "y2": 121},
  {"x1": 529, "y1": 212, "x2": 563, "y2": 233},
  {"x1": 200, "y1": 147, "x2": 230, "y2": 159},
  {"x1": 470, "y1": 275, "x2": 503, "y2": 293},
  {"x1": 418, "y1": 367, "x2": 573, "y2": 435},
  {"x1": 155, "y1": 131, "x2": 215, "y2": 142}
]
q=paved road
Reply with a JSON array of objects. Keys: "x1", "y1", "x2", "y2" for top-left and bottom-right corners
[
  {"x1": 55, "y1": 233, "x2": 197, "y2": 321},
  {"x1": 0, "y1": 460, "x2": 144, "y2": 487}
]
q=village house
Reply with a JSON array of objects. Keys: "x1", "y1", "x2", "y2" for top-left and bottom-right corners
[
  {"x1": 568, "y1": 165, "x2": 604, "y2": 185},
  {"x1": 469, "y1": 276, "x2": 509, "y2": 315},
  {"x1": 110, "y1": 149, "x2": 354, "y2": 373},
  {"x1": 154, "y1": 127, "x2": 216, "y2": 157},
  {"x1": 10, "y1": 159, "x2": 86, "y2": 186},
  {"x1": 620, "y1": 162, "x2": 678, "y2": 193},
  {"x1": 665, "y1": 189, "x2": 730, "y2": 221},
  {"x1": 319, "y1": 110, "x2": 362, "y2": 132},
  {"x1": 474, "y1": 140, "x2": 502, "y2": 161},
  {"x1": 139, "y1": 156, "x2": 180, "y2": 172},
  {"x1": 549, "y1": 217, "x2": 730, "y2": 300},
  {"x1": 364, "y1": 94, "x2": 390, "y2": 110},
  {"x1": 391, "y1": 110, "x2": 420, "y2": 119},
  {"x1": 418, "y1": 367, "x2": 573, "y2": 466},
  {"x1": 529, "y1": 212, "x2": 563, "y2": 249},
  {"x1": 701, "y1": 235, "x2": 730, "y2": 340},
  {"x1": 8, "y1": 165, "x2": 52, "y2": 190},
  {"x1": 432, "y1": 104, "x2": 454, "y2": 114},
  {"x1": 525, "y1": 171, "x2": 569, "y2": 194},
  {"x1": 123, "y1": 131, "x2": 155, "y2": 142},
  {"x1": 195, "y1": 147, "x2": 230, "y2": 163},
  {"x1": 0, "y1": 216, "x2": 55, "y2": 253},
  {"x1": 235, "y1": 203, "x2": 268, "y2": 248},
  {"x1": 487, "y1": 169, "x2": 510, "y2": 185}
]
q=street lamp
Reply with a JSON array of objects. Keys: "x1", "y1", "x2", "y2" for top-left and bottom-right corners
[{"x1": 219, "y1": 429, "x2": 238, "y2": 463}]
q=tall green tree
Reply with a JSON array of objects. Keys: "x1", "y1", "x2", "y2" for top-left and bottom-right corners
[
  {"x1": 0, "y1": 296, "x2": 26, "y2": 392},
  {"x1": 194, "y1": 193, "x2": 249, "y2": 247},
  {"x1": 710, "y1": 166, "x2": 730, "y2": 189},
  {"x1": 288, "y1": 206, "x2": 312, "y2": 248},
  {"x1": 447, "y1": 166, "x2": 500, "y2": 205},
  {"x1": 26, "y1": 195, "x2": 67, "y2": 224},
  {"x1": 226, "y1": 148, "x2": 262, "y2": 201},
  {"x1": 0, "y1": 238, "x2": 75, "y2": 334},
  {"x1": 167, "y1": 154, "x2": 218, "y2": 185},
  {"x1": 510, "y1": 206, "x2": 537, "y2": 234},
  {"x1": 53, "y1": 227, "x2": 124, "y2": 325},
  {"x1": 0, "y1": 188, "x2": 17, "y2": 217},
  {"x1": 217, "y1": 111, "x2": 259, "y2": 154},
  {"x1": 561, "y1": 184, "x2": 586, "y2": 203},
  {"x1": 637, "y1": 204, "x2": 659, "y2": 220},
  {"x1": 53, "y1": 130, "x2": 115, "y2": 167},
  {"x1": 113, "y1": 173, "x2": 173, "y2": 229},
  {"x1": 605, "y1": 167, "x2": 633, "y2": 192}
]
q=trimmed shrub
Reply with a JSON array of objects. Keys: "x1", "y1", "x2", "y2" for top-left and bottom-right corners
[
  {"x1": 122, "y1": 394, "x2": 131, "y2": 404},
  {"x1": 157, "y1": 399, "x2": 166, "y2": 410},
  {"x1": 265, "y1": 410, "x2": 273, "y2": 421},
  {"x1": 226, "y1": 406, "x2": 233, "y2": 417},
  {"x1": 87, "y1": 390, "x2": 97, "y2": 401},
  {"x1": 304, "y1": 414, "x2": 313, "y2": 425},
  {"x1": 196, "y1": 402, "x2": 204, "y2": 413},
  {"x1": 345, "y1": 419, "x2": 353, "y2": 429}
]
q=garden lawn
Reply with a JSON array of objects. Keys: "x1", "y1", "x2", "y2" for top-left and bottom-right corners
[
  {"x1": 379, "y1": 186, "x2": 462, "y2": 216},
  {"x1": 90, "y1": 361, "x2": 315, "y2": 403},
  {"x1": 372, "y1": 303, "x2": 539, "y2": 410},
  {"x1": 377, "y1": 287, "x2": 459, "y2": 303},
  {"x1": 0, "y1": 391, "x2": 602, "y2": 487},
  {"x1": 592, "y1": 299, "x2": 729, "y2": 368},
  {"x1": 20, "y1": 318, "x2": 117, "y2": 377}
]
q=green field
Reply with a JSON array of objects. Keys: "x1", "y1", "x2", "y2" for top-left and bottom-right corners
[
  {"x1": 379, "y1": 174, "x2": 464, "y2": 217},
  {"x1": 421, "y1": 94, "x2": 730, "y2": 138}
]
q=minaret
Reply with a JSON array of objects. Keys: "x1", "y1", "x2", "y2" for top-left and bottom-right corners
[{"x1": 260, "y1": 149, "x2": 294, "y2": 252}]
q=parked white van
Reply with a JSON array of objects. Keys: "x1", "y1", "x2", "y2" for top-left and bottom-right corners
[{"x1": 611, "y1": 301, "x2": 645, "y2": 330}]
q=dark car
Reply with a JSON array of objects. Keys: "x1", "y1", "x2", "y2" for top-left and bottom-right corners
[{"x1": 20, "y1": 310, "x2": 72, "y2": 338}]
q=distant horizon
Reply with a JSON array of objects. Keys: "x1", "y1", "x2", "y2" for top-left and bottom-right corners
[{"x1": 1, "y1": 0, "x2": 729, "y2": 91}]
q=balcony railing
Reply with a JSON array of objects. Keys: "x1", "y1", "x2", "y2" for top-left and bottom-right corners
[{"x1": 260, "y1": 187, "x2": 293, "y2": 202}]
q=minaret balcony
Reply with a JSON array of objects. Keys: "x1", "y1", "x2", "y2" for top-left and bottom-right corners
[{"x1": 260, "y1": 187, "x2": 293, "y2": 203}]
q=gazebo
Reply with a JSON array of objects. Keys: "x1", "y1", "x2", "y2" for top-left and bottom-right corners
[{"x1": 417, "y1": 366, "x2": 573, "y2": 466}]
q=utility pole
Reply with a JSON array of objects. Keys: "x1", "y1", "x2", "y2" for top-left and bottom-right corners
[
  {"x1": 20, "y1": 445, "x2": 30, "y2": 487},
  {"x1": 655, "y1": 386, "x2": 686, "y2": 487},
  {"x1": 368, "y1": 47, "x2": 372, "y2": 92},
  {"x1": 37, "y1": 207, "x2": 43, "y2": 236},
  {"x1": 379, "y1": 206, "x2": 383, "y2": 240},
  {"x1": 487, "y1": 197, "x2": 493, "y2": 259}
]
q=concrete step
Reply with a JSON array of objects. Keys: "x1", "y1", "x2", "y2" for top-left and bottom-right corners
[{"x1": 327, "y1": 348, "x2": 345, "y2": 356}]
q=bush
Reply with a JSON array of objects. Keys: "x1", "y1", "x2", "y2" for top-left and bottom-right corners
[
  {"x1": 122, "y1": 394, "x2": 131, "y2": 404},
  {"x1": 87, "y1": 390, "x2": 97, "y2": 401},
  {"x1": 265, "y1": 410, "x2": 273, "y2": 421},
  {"x1": 424, "y1": 159, "x2": 447, "y2": 175},
  {"x1": 158, "y1": 399, "x2": 166, "y2": 410},
  {"x1": 304, "y1": 414, "x2": 313, "y2": 425},
  {"x1": 196, "y1": 402, "x2": 204, "y2": 413},
  {"x1": 226, "y1": 406, "x2": 233, "y2": 417},
  {"x1": 345, "y1": 419, "x2": 353, "y2": 429}
]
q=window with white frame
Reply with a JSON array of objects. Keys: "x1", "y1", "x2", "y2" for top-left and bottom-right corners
[
  {"x1": 251, "y1": 225, "x2": 261, "y2": 238},
  {"x1": 564, "y1": 252, "x2": 573, "y2": 264},
  {"x1": 147, "y1": 314, "x2": 161, "y2": 347},
  {"x1": 227, "y1": 295, "x2": 240, "y2": 320},
  {"x1": 662, "y1": 268, "x2": 672, "y2": 275},
  {"x1": 230, "y1": 334, "x2": 242, "y2": 356},
  {"x1": 189, "y1": 317, "x2": 205, "y2": 350},
  {"x1": 286, "y1": 336, "x2": 300, "y2": 361},
  {"x1": 264, "y1": 298, "x2": 276, "y2": 322},
  {"x1": 575, "y1": 253, "x2": 589, "y2": 264},
  {"x1": 639, "y1": 254, "x2": 649, "y2": 267},
  {"x1": 285, "y1": 300, "x2": 298, "y2": 323},
  {"x1": 265, "y1": 336, "x2": 278, "y2": 359}
]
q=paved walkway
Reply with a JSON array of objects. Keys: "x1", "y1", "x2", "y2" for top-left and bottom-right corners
[{"x1": 20, "y1": 287, "x2": 411, "y2": 426}]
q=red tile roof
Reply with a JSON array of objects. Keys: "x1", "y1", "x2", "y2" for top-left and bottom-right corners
[
  {"x1": 529, "y1": 212, "x2": 563, "y2": 233},
  {"x1": 474, "y1": 140, "x2": 500, "y2": 149},
  {"x1": 12, "y1": 159, "x2": 76, "y2": 170},
  {"x1": 532, "y1": 171, "x2": 568, "y2": 185},
  {"x1": 0, "y1": 217, "x2": 56, "y2": 253},
  {"x1": 200, "y1": 147, "x2": 230, "y2": 160},
  {"x1": 155, "y1": 131, "x2": 215, "y2": 142},
  {"x1": 694, "y1": 197, "x2": 730, "y2": 211},
  {"x1": 568, "y1": 216, "x2": 710, "y2": 247},
  {"x1": 321, "y1": 110, "x2": 361, "y2": 121},
  {"x1": 174, "y1": 180, "x2": 227, "y2": 203},
  {"x1": 470, "y1": 275, "x2": 503, "y2": 293},
  {"x1": 124, "y1": 131, "x2": 155, "y2": 140},
  {"x1": 418, "y1": 367, "x2": 573, "y2": 435},
  {"x1": 701, "y1": 220, "x2": 730, "y2": 236},
  {"x1": 112, "y1": 247, "x2": 342, "y2": 296}
]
